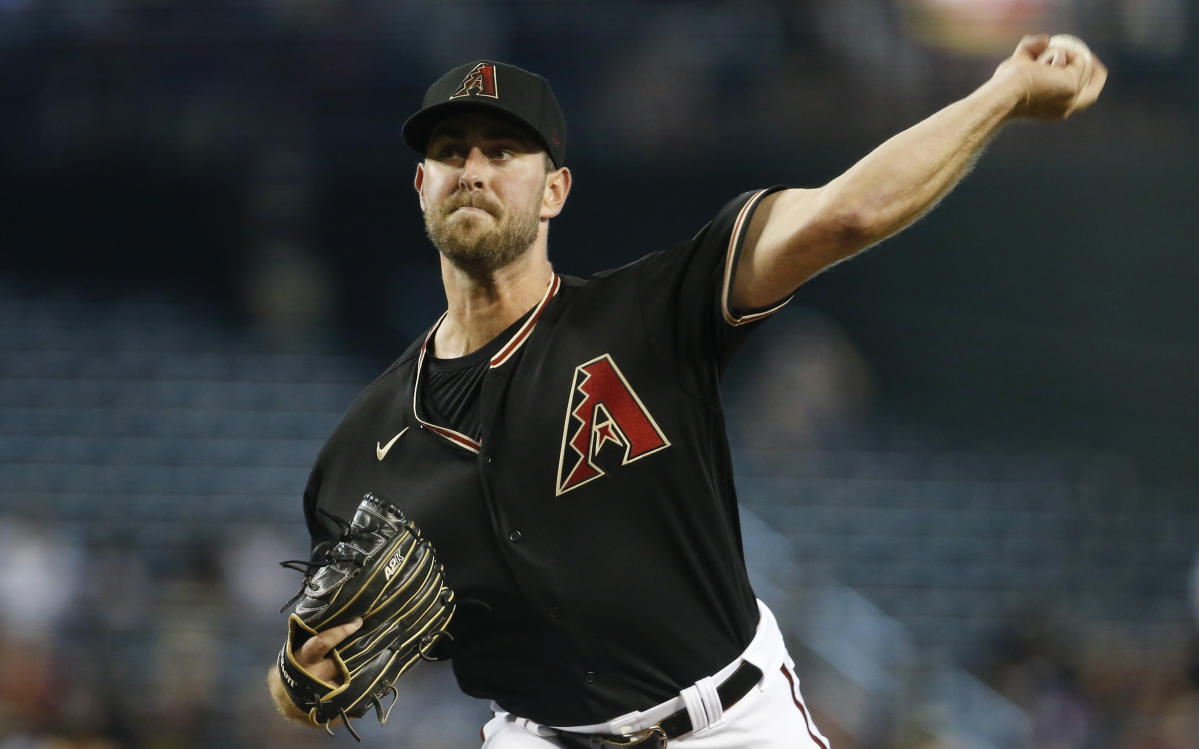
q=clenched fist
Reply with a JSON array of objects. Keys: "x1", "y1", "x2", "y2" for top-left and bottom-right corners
[{"x1": 993, "y1": 34, "x2": 1107, "y2": 120}]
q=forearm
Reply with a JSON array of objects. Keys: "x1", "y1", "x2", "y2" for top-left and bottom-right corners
[
  {"x1": 736, "y1": 78, "x2": 1022, "y2": 307},
  {"x1": 827, "y1": 77, "x2": 1021, "y2": 245},
  {"x1": 734, "y1": 35, "x2": 1103, "y2": 310}
]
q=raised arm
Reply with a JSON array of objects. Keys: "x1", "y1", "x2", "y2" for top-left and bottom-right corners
[{"x1": 733, "y1": 34, "x2": 1107, "y2": 310}]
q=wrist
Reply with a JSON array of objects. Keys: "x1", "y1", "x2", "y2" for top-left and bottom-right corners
[
  {"x1": 267, "y1": 666, "x2": 315, "y2": 724},
  {"x1": 975, "y1": 73, "x2": 1026, "y2": 123}
]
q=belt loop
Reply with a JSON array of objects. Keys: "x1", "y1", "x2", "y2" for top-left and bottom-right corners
[
  {"x1": 679, "y1": 675, "x2": 724, "y2": 732},
  {"x1": 514, "y1": 716, "x2": 558, "y2": 737}
]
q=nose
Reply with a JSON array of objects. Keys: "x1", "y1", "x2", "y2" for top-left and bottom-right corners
[{"x1": 458, "y1": 146, "x2": 489, "y2": 191}]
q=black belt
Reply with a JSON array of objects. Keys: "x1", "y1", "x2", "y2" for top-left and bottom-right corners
[{"x1": 555, "y1": 661, "x2": 763, "y2": 748}]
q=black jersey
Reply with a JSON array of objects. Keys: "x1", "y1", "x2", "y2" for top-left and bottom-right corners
[{"x1": 302, "y1": 187, "x2": 791, "y2": 726}]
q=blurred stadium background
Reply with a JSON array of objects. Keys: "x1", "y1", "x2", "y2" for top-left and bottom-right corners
[{"x1": 1, "y1": 1, "x2": 1196, "y2": 747}]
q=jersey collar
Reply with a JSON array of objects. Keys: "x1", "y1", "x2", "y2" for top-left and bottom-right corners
[
  {"x1": 412, "y1": 273, "x2": 562, "y2": 453},
  {"x1": 489, "y1": 272, "x2": 560, "y2": 368}
]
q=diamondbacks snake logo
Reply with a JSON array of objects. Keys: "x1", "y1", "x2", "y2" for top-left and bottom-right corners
[
  {"x1": 451, "y1": 62, "x2": 498, "y2": 100},
  {"x1": 555, "y1": 354, "x2": 670, "y2": 496}
]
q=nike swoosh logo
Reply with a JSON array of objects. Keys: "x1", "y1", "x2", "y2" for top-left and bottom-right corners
[{"x1": 376, "y1": 427, "x2": 409, "y2": 461}]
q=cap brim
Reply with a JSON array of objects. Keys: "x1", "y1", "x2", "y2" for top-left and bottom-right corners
[{"x1": 402, "y1": 100, "x2": 554, "y2": 163}]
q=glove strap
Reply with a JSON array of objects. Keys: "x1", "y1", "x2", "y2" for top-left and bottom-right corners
[{"x1": 277, "y1": 613, "x2": 353, "y2": 728}]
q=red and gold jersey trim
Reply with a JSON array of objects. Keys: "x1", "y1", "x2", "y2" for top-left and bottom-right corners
[
  {"x1": 721, "y1": 189, "x2": 794, "y2": 327},
  {"x1": 412, "y1": 312, "x2": 482, "y2": 454},
  {"x1": 490, "y1": 273, "x2": 560, "y2": 368}
]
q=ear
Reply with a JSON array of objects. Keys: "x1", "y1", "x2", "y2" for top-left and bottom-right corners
[
  {"x1": 414, "y1": 162, "x2": 427, "y2": 214},
  {"x1": 540, "y1": 166, "x2": 572, "y2": 220}
]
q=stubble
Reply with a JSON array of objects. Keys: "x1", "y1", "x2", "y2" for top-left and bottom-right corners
[{"x1": 425, "y1": 190, "x2": 541, "y2": 274}]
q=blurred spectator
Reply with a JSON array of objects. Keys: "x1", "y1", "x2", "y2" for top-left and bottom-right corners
[
  {"x1": 0, "y1": 516, "x2": 82, "y2": 642},
  {"x1": 220, "y1": 523, "x2": 304, "y2": 625},
  {"x1": 729, "y1": 308, "x2": 874, "y2": 450},
  {"x1": 82, "y1": 542, "x2": 151, "y2": 632},
  {"x1": 1190, "y1": 547, "x2": 1199, "y2": 630},
  {"x1": 974, "y1": 611, "x2": 1088, "y2": 742}
]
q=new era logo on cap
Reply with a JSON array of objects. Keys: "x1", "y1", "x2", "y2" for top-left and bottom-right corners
[
  {"x1": 402, "y1": 60, "x2": 567, "y2": 167},
  {"x1": 450, "y1": 63, "x2": 499, "y2": 100}
]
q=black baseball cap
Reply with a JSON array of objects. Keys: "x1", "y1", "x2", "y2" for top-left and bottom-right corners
[{"x1": 402, "y1": 60, "x2": 567, "y2": 167}]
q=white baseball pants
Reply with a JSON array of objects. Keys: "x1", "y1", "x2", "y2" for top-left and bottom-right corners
[{"x1": 480, "y1": 601, "x2": 830, "y2": 749}]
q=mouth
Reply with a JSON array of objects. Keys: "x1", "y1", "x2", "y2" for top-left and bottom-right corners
[
  {"x1": 453, "y1": 206, "x2": 493, "y2": 217},
  {"x1": 444, "y1": 195, "x2": 501, "y2": 220}
]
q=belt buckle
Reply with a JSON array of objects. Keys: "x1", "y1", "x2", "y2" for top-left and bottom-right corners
[{"x1": 609, "y1": 725, "x2": 667, "y2": 748}]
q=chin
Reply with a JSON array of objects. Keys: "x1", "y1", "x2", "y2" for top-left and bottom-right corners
[
  {"x1": 453, "y1": 227, "x2": 499, "y2": 253},
  {"x1": 439, "y1": 235, "x2": 502, "y2": 265}
]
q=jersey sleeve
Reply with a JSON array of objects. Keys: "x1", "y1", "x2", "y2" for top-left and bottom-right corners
[{"x1": 631, "y1": 186, "x2": 791, "y2": 392}]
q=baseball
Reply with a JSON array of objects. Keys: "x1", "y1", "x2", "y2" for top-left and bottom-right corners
[{"x1": 1037, "y1": 34, "x2": 1093, "y2": 67}]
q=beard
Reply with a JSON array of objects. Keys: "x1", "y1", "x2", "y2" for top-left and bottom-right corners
[{"x1": 425, "y1": 190, "x2": 541, "y2": 274}]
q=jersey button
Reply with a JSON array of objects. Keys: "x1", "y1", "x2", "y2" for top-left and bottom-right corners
[
  {"x1": 508, "y1": 530, "x2": 523, "y2": 543},
  {"x1": 583, "y1": 671, "x2": 597, "y2": 684}
]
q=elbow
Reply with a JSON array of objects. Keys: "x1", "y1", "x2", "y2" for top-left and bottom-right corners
[
  {"x1": 826, "y1": 206, "x2": 874, "y2": 250},
  {"x1": 840, "y1": 185, "x2": 939, "y2": 247},
  {"x1": 812, "y1": 184, "x2": 876, "y2": 247}
]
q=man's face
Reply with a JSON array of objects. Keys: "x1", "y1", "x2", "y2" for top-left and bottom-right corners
[{"x1": 416, "y1": 112, "x2": 553, "y2": 274}]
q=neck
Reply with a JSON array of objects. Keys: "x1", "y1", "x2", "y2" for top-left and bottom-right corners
[{"x1": 434, "y1": 240, "x2": 553, "y2": 359}]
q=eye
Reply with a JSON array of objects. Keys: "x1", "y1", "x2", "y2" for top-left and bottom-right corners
[{"x1": 433, "y1": 144, "x2": 465, "y2": 161}]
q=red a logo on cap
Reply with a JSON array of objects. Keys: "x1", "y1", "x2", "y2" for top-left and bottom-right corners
[{"x1": 451, "y1": 63, "x2": 499, "y2": 100}]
